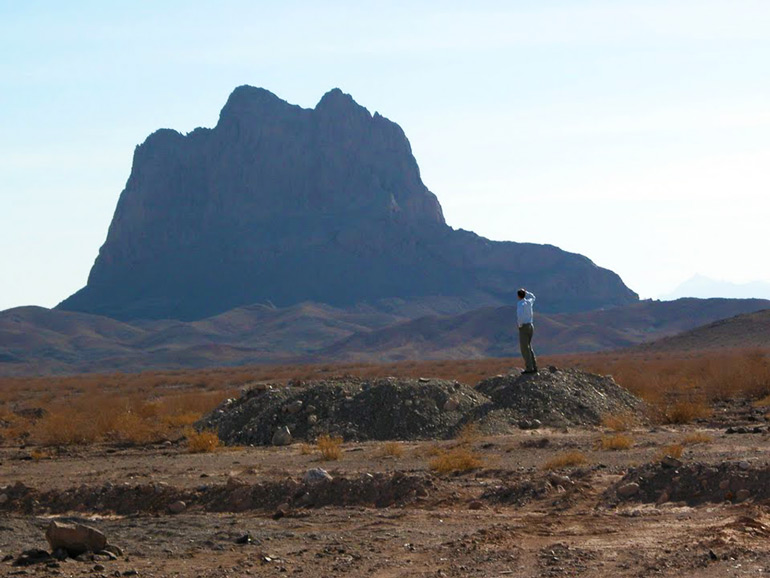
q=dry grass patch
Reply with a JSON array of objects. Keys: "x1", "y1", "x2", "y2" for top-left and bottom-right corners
[
  {"x1": 656, "y1": 443, "x2": 684, "y2": 460},
  {"x1": 377, "y1": 441, "x2": 404, "y2": 458},
  {"x1": 454, "y1": 423, "x2": 481, "y2": 446},
  {"x1": 601, "y1": 412, "x2": 635, "y2": 432},
  {"x1": 298, "y1": 443, "x2": 314, "y2": 455},
  {"x1": 598, "y1": 434, "x2": 633, "y2": 451},
  {"x1": 660, "y1": 400, "x2": 712, "y2": 424},
  {"x1": 429, "y1": 448, "x2": 483, "y2": 473},
  {"x1": 317, "y1": 434, "x2": 343, "y2": 461},
  {"x1": 542, "y1": 451, "x2": 588, "y2": 470},
  {"x1": 682, "y1": 432, "x2": 714, "y2": 445},
  {"x1": 185, "y1": 428, "x2": 221, "y2": 453}
]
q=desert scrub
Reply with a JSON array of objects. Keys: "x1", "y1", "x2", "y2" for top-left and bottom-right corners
[
  {"x1": 656, "y1": 443, "x2": 684, "y2": 460},
  {"x1": 660, "y1": 400, "x2": 712, "y2": 424},
  {"x1": 542, "y1": 451, "x2": 588, "y2": 470},
  {"x1": 454, "y1": 422, "x2": 481, "y2": 446},
  {"x1": 600, "y1": 412, "x2": 635, "y2": 432},
  {"x1": 186, "y1": 428, "x2": 221, "y2": 453},
  {"x1": 377, "y1": 441, "x2": 404, "y2": 458},
  {"x1": 681, "y1": 432, "x2": 713, "y2": 445},
  {"x1": 429, "y1": 448, "x2": 482, "y2": 473},
  {"x1": 598, "y1": 434, "x2": 633, "y2": 451},
  {"x1": 317, "y1": 434, "x2": 343, "y2": 461}
]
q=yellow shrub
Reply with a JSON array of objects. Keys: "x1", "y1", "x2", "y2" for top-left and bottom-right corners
[
  {"x1": 681, "y1": 432, "x2": 713, "y2": 445},
  {"x1": 34, "y1": 409, "x2": 101, "y2": 446},
  {"x1": 599, "y1": 434, "x2": 633, "y2": 451},
  {"x1": 656, "y1": 443, "x2": 684, "y2": 460},
  {"x1": 378, "y1": 441, "x2": 404, "y2": 458},
  {"x1": 429, "y1": 448, "x2": 482, "y2": 473},
  {"x1": 600, "y1": 412, "x2": 635, "y2": 432},
  {"x1": 317, "y1": 434, "x2": 343, "y2": 461},
  {"x1": 661, "y1": 400, "x2": 711, "y2": 424},
  {"x1": 455, "y1": 423, "x2": 481, "y2": 446},
  {"x1": 186, "y1": 428, "x2": 221, "y2": 453},
  {"x1": 542, "y1": 451, "x2": 588, "y2": 470}
]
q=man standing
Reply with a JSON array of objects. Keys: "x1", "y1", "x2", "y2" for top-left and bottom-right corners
[{"x1": 517, "y1": 288, "x2": 537, "y2": 374}]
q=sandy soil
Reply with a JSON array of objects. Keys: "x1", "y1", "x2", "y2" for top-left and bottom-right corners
[{"x1": 3, "y1": 408, "x2": 770, "y2": 577}]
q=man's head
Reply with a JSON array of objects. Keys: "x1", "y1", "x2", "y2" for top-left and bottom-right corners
[{"x1": 517, "y1": 289, "x2": 526, "y2": 299}]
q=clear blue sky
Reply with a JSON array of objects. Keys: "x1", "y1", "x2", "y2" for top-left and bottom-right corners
[{"x1": 2, "y1": 1, "x2": 769, "y2": 312}]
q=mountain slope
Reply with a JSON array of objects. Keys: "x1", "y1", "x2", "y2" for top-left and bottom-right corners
[{"x1": 57, "y1": 86, "x2": 637, "y2": 321}]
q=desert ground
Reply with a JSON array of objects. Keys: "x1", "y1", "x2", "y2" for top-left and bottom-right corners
[{"x1": 2, "y1": 350, "x2": 770, "y2": 577}]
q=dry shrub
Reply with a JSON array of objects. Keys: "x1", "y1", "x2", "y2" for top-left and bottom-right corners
[
  {"x1": 378, "y1": 441, "x2": 404, "y2": 458},
  {"x1": 601, "y1": 412, "x2": 635, "y2": 432},
  {"x1": 29, "y1": 449, "x2": 50, "y2": 461},
  {"x1": 598, "y1": 434, "x2": 633, "y2": 451},
  {"x1": 429, "y1": 448, "x2": 482, "y2": 473},
  {"x1": 682, "y1": 432, "x2": 714, "y2": 445},
  {"x1": 542, "y1": 451, "x2": 588, "y2": 470},
  {"x1": 186, "y1": 428, "x2": 221, "y2": 453},
  {"x1": 657, "y1": 443, "x2": 684, "y2": 460},
  {"x1": 660, "y1": 400, "x2": 712, "y2": 424},
  {"x1": 423, "y1": 444, "x2": 444, "y2": 457},
  {"x1": 454, "y1": 422, "x2": 481, "y2": 446},
  {"x1": 162, "y1": 412, "x2": 201, "y2": 428},
  {"x1": 34, "y1": 409, "x2": 101, "y2": 446},
  {"x1": 109, "y1": 411, "x2": 166, "y2": 445},
  {"x1": 299, "y1": 443, "x2": 314, "y2": 455},
  {"x1": 317, "y1": 434, "x2": 343, "y2": 461}
]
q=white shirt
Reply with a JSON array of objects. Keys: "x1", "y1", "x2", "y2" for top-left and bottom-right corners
[{"x1": 517, "y1": 291, "x2": 535, "y2": 326}]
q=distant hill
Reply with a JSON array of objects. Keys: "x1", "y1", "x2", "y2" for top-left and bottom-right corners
[
  {"x1": 3, "y1": 298, "x2": 769, "y2": 376},
  {"x1": 323, "y1": 298, "x2": 770, "y2": 361},
  {"x1": 635, "y1": 308, "x2": 770, "y2": 352},
  {"x1": 57, "y1": 85, "x2": 636, "y2": 321},
  {"x1": 660, "y1": 275, "x2": 770, "y2": 300}
]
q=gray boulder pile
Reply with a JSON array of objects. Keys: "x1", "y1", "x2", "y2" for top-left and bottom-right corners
[{"x1": 200, "y1": 368, "x2": 646, "y2": 445}]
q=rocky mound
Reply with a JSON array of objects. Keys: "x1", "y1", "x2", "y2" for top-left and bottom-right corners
[
  {"x1": 201, "y1": 368, "x2": 645, "y2": 445},
  {"x1": 57, "y1": 85, "x2": 637, "y2": 321},
  {"x1": 606, "y1": 460, "x2": 770, "y2": 506},
  {"x1": 473, "y1": 367, "x2": 644, "y2": 428},
  {"x1": 200, "y1": 377, "x2": 490, "y2": 445}
]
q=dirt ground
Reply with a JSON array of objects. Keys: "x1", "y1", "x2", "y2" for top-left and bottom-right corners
[{"x1": 3, "y1": 403, "x2": 770, "y2": 577}]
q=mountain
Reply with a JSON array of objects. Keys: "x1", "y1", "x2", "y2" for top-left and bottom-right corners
[
  {"x1": 4, "y1": 298, "x2": 768, "y2": 376},
  {"x1": 660, "y1": 275, "x2": 770, "y2": 300},
  {"x1": 322, "y1": 298, "x2": 770, "y2": 361},
  {"x1": 57, "y1": 86, "x2": 637, "y2": 321},
  {"x1": 636, "y1": 308, "x2": 770, "y2": 352}
]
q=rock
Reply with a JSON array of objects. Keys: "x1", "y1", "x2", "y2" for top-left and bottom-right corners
[
  {"x1": 617, "y1": 483, "x2": 640, "y2": 498},
  {"x1": 660, "y1": 456, "x2": 683, "y2": 469},
  {"x1": 736, "y1": 489, "x2": 751, "y2": 502},
  {"x1": 45, "y1": 520, "x2": 107, "y2": 557},
  {"x1": 52, "y1": 548, "x2": 68, "y2": 561},
  {"x1": 518, "y1": 419, "x2": 542, "y2": 430},
  {"x1": 12, "y1": 549, "x2": 51, "y2": 566},
  {"x1": 168, "y1": 500, "x2": 187, "y2": 514},
  {"x1": 272, "y1": 503, "x2": 290, "y2": 520},
  {"x1": 443, "y1": 397, "x2": 460, "y2": 412},
  {"x1": 548, "y1": 366, "x2": 558, "y2": 373},
  {"x1": 0, "y1": 493, "x2": 8, "y2": 504},
  {"x1": 307, "y1": 414, "x2": 318, "y2": 425},
  {"x1": 468, "y1": 500, "x2": 484, "y2": 510},
  {"x1": 102, "y1": 544, "x2": 123, "y2": 558},
  {"x1": 739, "y1": 461, "x2": 751, "y2": 470},
  {"x1": 94, "y1": 564, "x2": 106, "y2": 572},
  {"x1": 303, "y1": 468, "x2": 333, "y2": 483},
  {"x1": 284, "y1": 400, "x2": 303, "y2": 414},
  {"x1": 235, "y1": 534, "x2": 254, "y2": 545},
  {"x1": 57, "y1": 86, "x2": 637, "y2": 322},
  {"x1": 272, "y1": 426, "x2": 292, "y2": 446}
]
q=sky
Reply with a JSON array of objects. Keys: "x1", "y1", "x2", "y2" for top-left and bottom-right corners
[{"x1": 2, "y1": 0, "x2": 769, "y2": 312}]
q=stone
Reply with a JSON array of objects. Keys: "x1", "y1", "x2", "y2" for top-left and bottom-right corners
[
  {"x1": 12, "y1": 548, "x2": 51, "y2": 566},
  {"x1": 518, "y1": 419, "x2": 542, "y2": 430},
  {"x1": 468, "y1": 500, "x2": 484, "y2": 510},
  {"x1": 736, "y1": 489, "x2": 751, "y2": 502},
  {"x1": 443, "y1": 397, "x2": 460, "y2": 412},
  {"x1": 307, "y1": 414, "x2": 318, "y2": 425},
  {"x1": 617, "y1": 483, "x2": 640, "y2": 498},
  {"x1": 272, "y1": 426, "x2": 292, "y2": 446},
  {"x1": 303, "y1": 468, "x2": 333, "y2": 483},
  {"x1": 739, "y1": 461, "x2": 751, "y2": 470},
  {"x1": 45, "y1": 520, "x2": 107, "y2": 557},
  {"x1": 272, "y1": 503, "x2": 290, "y2": 520},
  {"x1": 0, "y1": 493, "x2": 8, "y2": 504},
  {"x1": 285, "y1": 400, "x2": 303, "y2": 414},
  {"x1": 660, "y1": 456, "x2": 683, "y2": 469},
  {"x1": 168, "y1": 500, "x2": 186, "y2": 514}
]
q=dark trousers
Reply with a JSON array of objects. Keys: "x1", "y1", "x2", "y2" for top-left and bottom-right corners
[{"x1": 518, "y1": 323, "x2": 537, "y2": 371}]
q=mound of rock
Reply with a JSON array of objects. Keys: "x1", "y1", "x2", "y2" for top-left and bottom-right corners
[
  {"x1": 200, "y1": 377, "x2": 490, "y2": 445},
  {"x1": 473, "y1": 367, "x2": 644, "y2": 428},
  {"x1": 606, "y1": 460, "x2": 770, "y2": 506}
]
